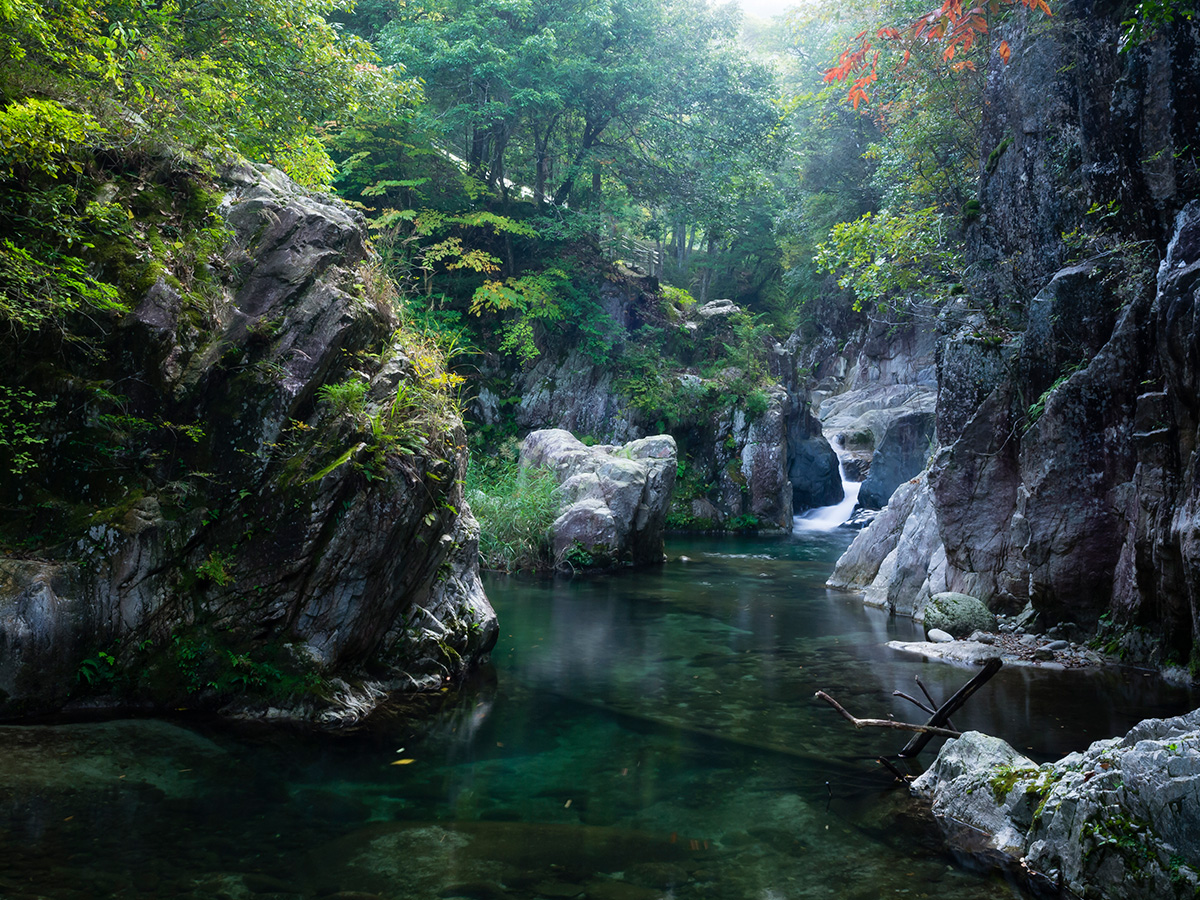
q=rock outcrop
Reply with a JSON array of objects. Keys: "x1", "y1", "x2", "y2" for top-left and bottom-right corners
[
  {"x1": 520, "y1": 429, "x2": 676, "y2": 568},
  {"x1": 484, "y1": 288, "x2": 837, "y2": 530},
  {"x1": 912, "y1": 711, "x2": 1200, "y2": 899},
  {"x1": 0, "y1": 159, "x2": 497, "y2": 720},
  {"x1": 827, "y1": 4, "x2": 1200, "y2": 670}
]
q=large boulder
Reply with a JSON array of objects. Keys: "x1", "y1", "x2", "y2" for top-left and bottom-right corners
[
  {"x1": 520, "y1": 429, "x2": 676, "y2": 568},
  {"x1": 912, "y1": 710, "x2": 1200, "y2": 899},
  {"x1": 920, "y1": 592, "x2": 997, "y2": 637},
  {"x1": 0, "y1": 159, "x2": 496, "y2": 721},
  {"x1": 787, "y1": 403, "x2": 843, "y2": 512}
]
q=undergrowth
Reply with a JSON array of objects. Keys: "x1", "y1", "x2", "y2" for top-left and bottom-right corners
[{"x1": 465, "y1": 455, "x2": 560, "y2": 572}]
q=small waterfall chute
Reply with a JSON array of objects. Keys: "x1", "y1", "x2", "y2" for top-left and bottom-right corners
[{"x1": 794, "y1": 448, "x2": 860, "y2": 532}]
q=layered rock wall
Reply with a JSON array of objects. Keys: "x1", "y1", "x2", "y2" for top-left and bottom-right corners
[{"x1": 0, "y1": 160, "x2": 497, "y2": 719}]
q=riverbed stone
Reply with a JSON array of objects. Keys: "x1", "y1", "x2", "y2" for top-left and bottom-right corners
[{"x1": 921, "y1": 592, "x2": 997, "y2": 638}]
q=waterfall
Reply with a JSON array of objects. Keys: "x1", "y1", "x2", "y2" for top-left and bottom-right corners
[{"x1": 794, "y1": 452, "x2": 860, "y2": 532}]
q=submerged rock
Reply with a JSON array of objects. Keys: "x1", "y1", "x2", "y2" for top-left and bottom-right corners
[
  {"x1": 912, "y1": 710, "x2": 1200, "y2": 899},
  {"x1": 520, "y1": 429, "x2": 676, "y2": 569}
]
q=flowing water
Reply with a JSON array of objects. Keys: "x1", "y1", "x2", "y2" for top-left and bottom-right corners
[{"x1": 1, "y1": 528, "x2": 1196, "y2": 900}]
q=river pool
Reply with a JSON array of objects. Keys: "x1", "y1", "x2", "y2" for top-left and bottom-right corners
[{"x1": 1, "y1": 528, "x2": 1195, "y2": 900}]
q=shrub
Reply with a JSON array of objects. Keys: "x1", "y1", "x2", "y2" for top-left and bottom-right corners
[{"x1": 465, "y1": 458, "x2": 561, "y2": 572}]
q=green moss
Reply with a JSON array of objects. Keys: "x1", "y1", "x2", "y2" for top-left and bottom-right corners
[
  {"x1": 988, "y1": 763, "x2": 1060, "y2": 811},
  {"x1": 986, "y1": 137, "x2": 1013, "y2": 174},
  {"x1": 1082, "y1": 812, "x2": 1157, "y2": 873}
]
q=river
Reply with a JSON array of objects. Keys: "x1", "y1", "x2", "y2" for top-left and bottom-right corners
[{"x1": 0, "y1": 527, "x2": 1195, "y2": 899}]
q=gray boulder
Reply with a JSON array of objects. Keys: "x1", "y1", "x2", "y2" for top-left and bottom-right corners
[
  {"x1": 913, "y1": 710, "x2": 1200, "y2": 899},
  {"x1": 921, "y1": 592, "x2": 997, "y2": 638},
  {"x1": 787, "y1": 403, "x2": 843, "y2": 512},
  {"x1": 520, "y1": 429, "x2": 676, "y2": 568}
]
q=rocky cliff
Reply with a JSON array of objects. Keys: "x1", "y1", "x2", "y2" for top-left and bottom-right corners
[
  {"x1": 829, "y1": 5, "x2": 1200, "y2": 672},
  {"x1": 0, "y1": 158, "x2": 497, "y2": 721}
]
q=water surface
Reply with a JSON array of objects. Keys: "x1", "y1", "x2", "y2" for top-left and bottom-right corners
[{"x1": 0, "y1": 529, "x2": 1195, "y2": 899}]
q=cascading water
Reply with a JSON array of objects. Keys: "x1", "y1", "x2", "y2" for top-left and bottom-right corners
[{"x1": 794, "y1": 446, "x2": 860, "y2": 531}]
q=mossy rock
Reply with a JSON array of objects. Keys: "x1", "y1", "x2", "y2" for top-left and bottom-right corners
[{"x1": 923, "y1": 592, "x2": 996, "y2": 638}]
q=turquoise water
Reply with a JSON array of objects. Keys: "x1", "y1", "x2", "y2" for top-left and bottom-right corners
[{"x1": 1, "y1": 530, "x2": 1196, "y2": 899}]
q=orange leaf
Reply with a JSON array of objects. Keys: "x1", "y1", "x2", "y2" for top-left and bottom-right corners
[
  {"x1": 998, "y1": 39, "x2": 1011, "y2": 62},
  {"x1": 943, "y1": 44, "x2": 956, "y2": 60}
]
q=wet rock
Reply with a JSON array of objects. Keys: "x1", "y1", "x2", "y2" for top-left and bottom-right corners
[
  {"x1": 913, "y1": 709, "x2": 1200, "y2": 900},
  {"x1": 521, "y1": 429, "x2": 676, "y2": 568},
  {"x1": 857, "y1": 411, "x2": 936, "y2": 510}
]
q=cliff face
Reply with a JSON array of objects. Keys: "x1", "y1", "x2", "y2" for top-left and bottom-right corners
[
  {"x1": 0, "y1": 159, "x2": 497, "y2": 721},
  {"x1": 831, "y1": 8, "x2": 1200, "y2": 669}
]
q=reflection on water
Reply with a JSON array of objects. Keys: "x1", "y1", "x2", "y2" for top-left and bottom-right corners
[{"x1": 0, "y1": 530, "x2": 1195, "y2": 899}]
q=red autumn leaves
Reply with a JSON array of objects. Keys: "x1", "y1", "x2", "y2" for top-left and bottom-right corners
[{"x1": 825, "y1": 0, "x2": 1053, "y2": 108}]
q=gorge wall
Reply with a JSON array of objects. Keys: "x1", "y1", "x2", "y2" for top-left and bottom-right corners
[
  {"x1": 473, "y1": 286, "x2": 842, "y2": 532},
  {"x1": 831, "y1": 3, "x2": 1200, "y2": 670},
  {"x1": 0, "y1": 158, "x2": 497, "y2": 721}
]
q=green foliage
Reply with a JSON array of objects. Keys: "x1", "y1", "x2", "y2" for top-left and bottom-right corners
[
  {"x1": 0, "y1": 0, "x2": 420, "y2": 186},
  {"x1": 76, "y1": 650, "x2": 118, "y2": 686},
  {"x1": 195, "y1": 551, "x2": 235, "y2": 587},
  {"x1": 471, "y1": 268, "x2": 571, "y2": 364},
  {"x1": 0, "y1": 386, "x2": 54, "y2": 474},
  {"x1": 465, "y1": 457, "x2": 561, "y2": 572},
  {"x1": 0, "y1": 98, "x2": 103, "y2": 178},
  {"x1": 168, "y1": 630, "x2": 326, "y2": 700},
  {"x1": 562, "y1": 541, "x2": 596, "y2": 570},
  {"x1": 317, "y1": 377, "x2": 370, "y2": 418},
  {"x1": 814, "y1": 206, "x2": 963, "y2": 313},
  {"x1": 1026, "y1": 358, "x2": 1087, "y2": 430},
  {"x1": 1120, "y1": 0, "x2": 1197, "y2": 51}
]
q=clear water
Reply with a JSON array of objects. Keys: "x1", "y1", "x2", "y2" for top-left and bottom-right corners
[{"x1": 1, "y1": 530, "x2": 1196, "y2": 900}]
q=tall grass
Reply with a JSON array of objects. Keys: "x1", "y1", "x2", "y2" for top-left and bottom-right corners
[{"x1": 465, "y1": 458, "x2": 561, "y2": 572}]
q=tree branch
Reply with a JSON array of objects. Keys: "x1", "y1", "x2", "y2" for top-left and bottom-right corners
[{"x1": 814, "y1": 691, "x2": 962, "y2": 738}]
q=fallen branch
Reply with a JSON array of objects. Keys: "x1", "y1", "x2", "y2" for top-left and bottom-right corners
[
  {"x1": 814, "y1": 691, "x2": 962, "y2": 738},
  {"x1": 893, "y1": 690, "x2": 936, "y2": 716},
  {"x1": 898, "y1": 657, "x2": 1003, "y2": 757},
  {"x1": 915, "y1": 675, "x2": 957, "y2": 732}
]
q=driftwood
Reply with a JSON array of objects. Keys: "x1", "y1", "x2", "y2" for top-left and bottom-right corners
[
  {"x1": 892, "y1": 690, "x2": 936, "y2": 716},
  {"x1": 898, "y1": 657, "x2": 1002, "y2": 757},
  {"x1": 815, "y1": 656, "x2": 1004, "y2": 759},
  {"x1": 915, "y1": 675, "x2": 957, "y2": 731},
  {"x1": 814, "y1": 691, "x2": 962, "y2": 738}
]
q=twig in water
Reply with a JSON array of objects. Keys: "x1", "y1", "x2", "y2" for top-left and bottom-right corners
[
  {"x1": 915, "y1": 675, "x2": 957, "y2": 732},
  {"x1": 814, "y1": 691, "x2": 962, "y2": 738}
]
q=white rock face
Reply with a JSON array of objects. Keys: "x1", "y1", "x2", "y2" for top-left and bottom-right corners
[{"x1": 520, "y1": 429, "x2": 677, "y2": 568}]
